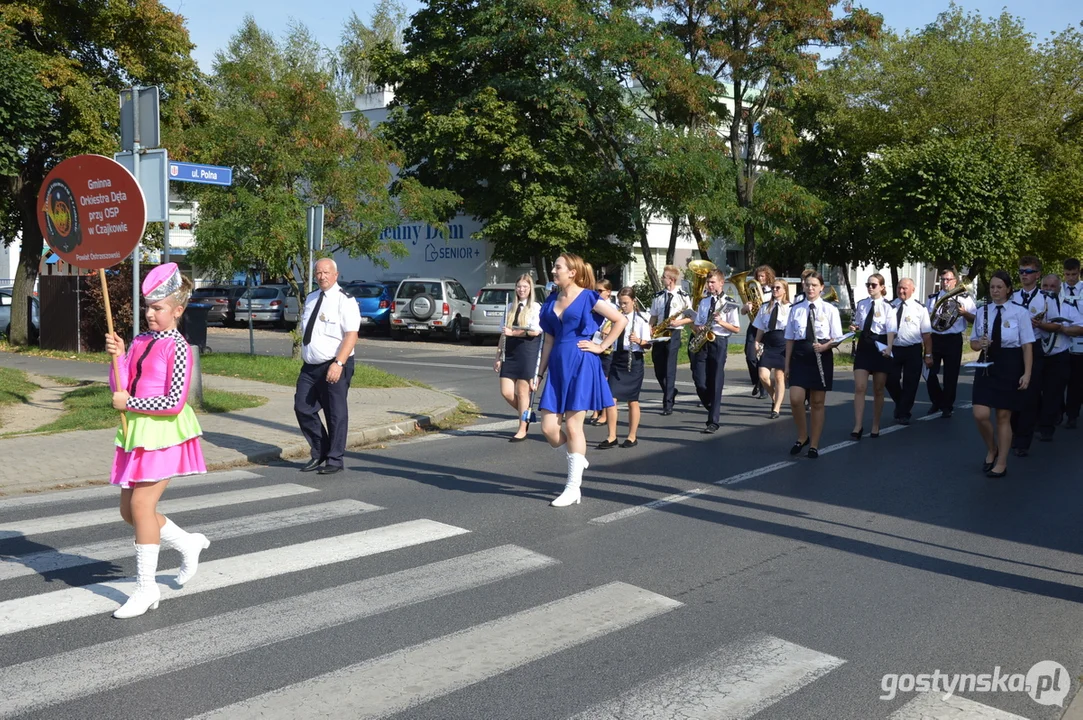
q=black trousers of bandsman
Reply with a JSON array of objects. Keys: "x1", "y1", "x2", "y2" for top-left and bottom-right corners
[
  {"x1": 1011, "y1": 346, "x2": 1045, "y2": 451},
  {"x1": 651, "y1": 330, "x2": 682, "y2": 411},
  {"x1": 926, "y1": 333, "x2": 964, "y2": 414},
  {"x1": 887, "y1": 344, "x2": 923, "y2": 420},
  {"x1": 1065, "y1": 354, "x2": 1083, "y2": 423},
  {"x1": 1037, "y1": 351, "x2": 1071, "y2": 440}
]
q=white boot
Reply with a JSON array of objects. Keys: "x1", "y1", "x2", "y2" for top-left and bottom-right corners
[
  {"x1": 159, "y1": 517, "x2": 210, "y2": 586},
  {"x1": 552, "y1": 452, "x2": 588, "y2": 507},
  {"x1": 113, "y1": 544, "x2": 161, "y2": 619}
]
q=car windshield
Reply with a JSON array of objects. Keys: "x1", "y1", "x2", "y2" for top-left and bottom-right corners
[
  {"x1": 246, "y1": 288, "x2": 279, "y2": 300},
  {"x1": 398, "y1": 281, "x2": 443, "y2": 299},
  {"x1": 479, "y1": 289, "x2": 512, "y2": 305},
  {"x1": 344, "y1": 284, "x2": 384, "y2": 299}
]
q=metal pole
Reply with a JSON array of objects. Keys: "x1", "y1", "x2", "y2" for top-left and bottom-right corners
[
  {"x1": 162, "y1": 187, "x2": 170, "y2": 264},
  {"x1": 247, "y1": 269, "x2": 254, "y2": 355},
  {"x1": 306, "y1": 206, "x2": 314, "y2": 294},
  {"x1": 132, "y1": 86, "x2": 141, "y2": 339}
]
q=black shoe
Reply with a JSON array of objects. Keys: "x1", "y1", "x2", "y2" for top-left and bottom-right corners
[
  {"x1": 986, "y1": 468, "x2": 1008, "y2": 478},
  {"x1": 897, "y1": 416, "x2": 911, "y2": 426},
  {"x1": 702, "y1": 423, "x2": 719, "y2": 434},
  {"x1": 982, "y1": 450, "x2": 998, "y2": 473},
  {"x1": 925, "y1": 405, "x2": 940, "y2": 416},
  {"x1": 789, "y1": 438, "x2": 810, "y2": 455},
  {"x1": 1014, "y1": 448, "x2": 1029, "y2": 457},
  {"x1": 300, "y1": 459, "x2": 325, "y2": 473},
  {"x1": 661, "y1": 408, "x2": 673, "y2": 416},
  {"x1": 941, "y1": 409, "x2": 953, "y2": 419},
  {"x1": 596, "y1": 438, "x2": 619, "y2": 449},
  {"x1": 318, "y1": 465, "x2": 343, "y2": 475},
  {"x1": 620, "y1": 439, "x2": 638, "y2": 448},
  {"x1": 807, "y1": 447, "x2": 819, "y2": 459},
  {"x1": 869, "y1": 431, "x2": 880, "y2": 438},
  {"x1": 509, "y1": 435, "x2": 528, "y2": 443},
  {"x1": 751, "y1": 387, "x2": 761, "y2": 398},
  {"x1": 769, "y1": 411, "x2": 780, "y2": 419},
  {"x1": 850, "y1": 429, "x2": 863, "y2": 440},
  {"x1": 1068, "y1": 418, "x2": 1078, "y2": 429}
]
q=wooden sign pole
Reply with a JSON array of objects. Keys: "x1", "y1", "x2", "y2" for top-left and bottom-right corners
[{"x1": 100, "y1": 268, "x2": 129, "y2": 435}]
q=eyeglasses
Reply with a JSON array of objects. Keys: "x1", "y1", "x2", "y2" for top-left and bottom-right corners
[
  {"x1": 865, "y1": 282, "x2": 879, "y2": 288},
  {"x1": 772, "y1": 286, "x2": 785, "y2": 291},
  {"x1": 1019, "y1": 268, "x2": 1039, "y2": 275},
  {"x1": 940, "y1": 277, "x2": 955, "y2": 282}
]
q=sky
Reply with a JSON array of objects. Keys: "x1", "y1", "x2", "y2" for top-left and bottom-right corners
[{"x1": 164, "y1": 0, "x2": 1081, "y2": 72}]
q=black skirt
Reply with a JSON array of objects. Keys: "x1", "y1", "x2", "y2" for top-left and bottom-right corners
[
  {"x1": 854, "y1": 333, "x2": 891, "y2": 374},
  {"x1": 500, "y1": 335, "x2": 541, "y2": 380},
  {"x1": 607, "y1": 351, "x2": 645, "y2": 402},
  {"x1": 790, "y1": 338, "x2": 834, "y2": 391},
  {"x1": 972, "y1": 346, "x2": 1025, "y2": 411},
  {"x1": 600, "y1": 352, "x2": 613, "y2": 378},
  {"x1": 758, "y1": 329, "x2": 786, "y2": 370}
]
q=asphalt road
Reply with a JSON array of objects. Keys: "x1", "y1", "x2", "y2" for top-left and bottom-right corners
[{"x1": 0, "y1": 330, "x2": 1080, "y2": 719}]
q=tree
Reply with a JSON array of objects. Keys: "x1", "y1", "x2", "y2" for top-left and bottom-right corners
[
  {"x1": 183, "y1": 18, "x2": 456, "y2": 354},
  {"x1": 335, "y1": 0, "x2": 408, "y2": 102},
  {"x1": 0, "y1": 1, "x2": 198, "y2": 345}
]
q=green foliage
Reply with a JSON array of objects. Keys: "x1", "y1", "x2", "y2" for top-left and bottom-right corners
[{"x1": 335, "y1": 0, "x2": 407, "y2": 101}]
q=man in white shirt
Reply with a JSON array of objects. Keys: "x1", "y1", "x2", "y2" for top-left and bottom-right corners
[
  {"x1": 1061, "y1": 258, "x2": 1083, "y2": 428},
  {"x1": 1035, "y1": 274, "x2": 1081, "y2": 442},
  {"x1": 692, "y1": 270, "x2": 742, "y2": 433},
  {"x1": 886, "y1": 278, "x2": 933, "y2": 425},
  {"x1": 295, "y1": 258, "x2": 362, "y2": 475},
  {"x1": 925, "y1": 267, "x2": 976, "y2": 418},
  {"x1": 1010, "y1": 255, "x2": 1051, "y2": 455},
  {"x1": 649, "y1": 264, "x2": 693, "y2": 415}
]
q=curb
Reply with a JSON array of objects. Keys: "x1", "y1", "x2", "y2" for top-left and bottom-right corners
[{"x1": 1063, "y1": 682, "x2": 1083, "y2": 720}]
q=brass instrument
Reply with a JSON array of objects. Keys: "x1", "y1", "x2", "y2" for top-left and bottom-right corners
[
  {"x1": 651, "y1": 259, "x2": 715, "y2": 340},
  {"x1": 822, "y1": 286, "x2": 838, "y2": 305},
  {"x1": 688, "y1": 297, "x2": 718, "y2": 354},
  {"x1": 731, "y1": 269, "x2": 766, "y2": 320},
  {"x1": 931, "y1": 282, "x2": 971, "y2": 332}
]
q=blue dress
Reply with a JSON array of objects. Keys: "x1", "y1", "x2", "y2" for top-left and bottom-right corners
[{"x1": 539, "y1": 289, "x2": 616, "y2": 413}]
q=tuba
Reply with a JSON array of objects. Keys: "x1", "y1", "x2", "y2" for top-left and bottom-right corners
[
  {"x1": 731, "y1": 269, "x2": 765, "y2": 320},
  {"x1": 821, "y1": 286, "x2": 839, "y2": 305},
  {"x1": 651, "y1": 259, "x2": 716, "y2": 340},
  {"x1": 930, "y1": 282, "x2": 971, "y2": 332}
]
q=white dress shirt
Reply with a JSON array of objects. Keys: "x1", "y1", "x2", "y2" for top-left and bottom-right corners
[
  {"x1": 1038, "y1": 294, "x2": 1082, "y2": 355},
  {"x1": 693, "y1": 294, "x2": 741, "y2": 337},
  {"x1": 300, "y1": 283, "x2": 362, "y2": 364},
  {"x1": 852, "y1": 297, "x2": 898, "y2": 336},
  {"x1": 891, "y1": 298, "x2": 932, "y2": 347},
  {"x1": 1011, "y1": 287, "x2": 1052, "y2": 343},
  {"x1": 613, "y1": 311, "x2": 652, "y2": 354},
  {"x1": 925, "y1": 290, "x2": 977, "y2": 335},
  {"x1": 501, "y1": 299, "x2": 542, "y2": 334},
  {"x1": 1061, "y1": 282, "x2": 1082, "y2": 304},
  {"x1": 752, "y1": 300, "x2": 791, "y2": 332},
  {"x1": 970, "y1": 302, "x2": 1036, "y2": 348},
  {"x1": 649, "y1": 288, "x2": 692, "y2": 341},
  {"x1": 784, "y1": 299, "x2": 844, "y2": 342}
]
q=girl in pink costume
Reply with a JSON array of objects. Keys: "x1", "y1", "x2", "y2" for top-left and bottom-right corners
[{"x1": 105, "y1": 263, "x2": 209, "y2": 619}]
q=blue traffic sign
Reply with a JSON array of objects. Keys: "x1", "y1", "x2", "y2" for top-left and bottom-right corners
[{"x1": 168, "y1": 161, "x2": 233, "y2": 186}]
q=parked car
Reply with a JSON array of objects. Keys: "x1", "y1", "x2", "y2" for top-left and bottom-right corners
[
  {"x1": 342, "y1": 282, "x2": 394, "y2": 335},
  {"x1": 0, "y1": 287, "x2": 40, "y2": 342},
  {"x1": 389, "y1": 277, "x2": 472, "y2": 342},
  {"x1": 190, "y1": 286, "x2": 242, "y2": 325},
  {"x1": 234, "y1": 285, "x2": 300, "y2": 329},
  {"x1": 469, "y1": 283, "x2": 549, "y2": 345}
]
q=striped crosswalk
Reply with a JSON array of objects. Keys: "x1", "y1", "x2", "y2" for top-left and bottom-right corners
[{"x1": 0, "y1": 468, "x2": 1037, "y2": 720}]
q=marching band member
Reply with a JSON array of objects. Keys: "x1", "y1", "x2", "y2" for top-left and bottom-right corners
[
  {"x1": 494, "y1": 274, "x2": 543, "y2": 442},
  {"x1": 925, "y1": 267, "x2": 976, "y2": 419},
  {"x1": 886, "y1": 278, "x2": 932, "y2": 425},
  {"x1": 1061, "y1": 258, "x2": 1083, "y2": 428},
  {"x1": 1009, "y1": 256, "x2": 1050, "y2": 456},
  {"x1": 784, "y1": 272, "x2": 844, "y2": 459},
  {"x1": 849, "y1": 273, "x2": 897, "y2": 439},
  {"x1": 753, "y1": 278, "x2": 792, "y2": 419},
  {"x1": 649, "y1": 265, "x2": 693, "y2": 415},
  {"x1": 792, "y1": 268, "x2": 815, "y2": 304},
  {"x1": 1034, "y1": 274, "x2": 1083, "y2": 442},
  {"x1": 743, "y1": 265, "x2": 775, "y2": 399},
  {"x1": 589, "y1": 279, "x2": 615, "y2": 426},
  {"x1": 537, "y1": 253, "x2": 626, "y2": 507},
  {"x1": 971, "y1": 270, "x2": 1034, "y2": 478},
  {"x1": 689, "y1": 278, "x2": 711, "y2": 412},
  {"x1": 693, "y1": 270, "x2": 742, "y2": 433},
  {"x1": 598, "y1": 287, "x2": 651, "y2": 448}
]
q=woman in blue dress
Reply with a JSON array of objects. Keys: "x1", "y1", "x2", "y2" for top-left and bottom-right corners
[{"x1": 535, "y1": 253, "x2": 627, "y2": 507}]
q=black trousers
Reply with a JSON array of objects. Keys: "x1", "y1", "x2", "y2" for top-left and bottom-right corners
[
  {"x1": 1066, "y1": 354, "x2": 1083, "y2": 421},
  {"x1": 706, "y1": 336, "x2": 729, "y2": 424},
  {"x1": 689, "y1": 343, "x2": 709, "y2": 409},
  {"x1": 926, "y1": 333, "x2": 963, "y2": 412},
  {"x1": 651, "y1": 330, "x2": 682, "y2": 410},
  {"x1": 744, "y1": 324, "x2": 761, "y2": 392},
  {"x1": 887, "y1": 344, "x2": 923, "y2": 420},
  {"x1": 294, "y1": 357, "x2": 354, "y2": 467},
  {"x1": 1011, "y1": 346, "x2": 1045, "y2": 450},
  {"x1": 1038, "y1": 351, "x2": 1070, "y2": 438}
]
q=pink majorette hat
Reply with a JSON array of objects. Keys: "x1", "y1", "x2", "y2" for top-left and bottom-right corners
[{"x1": 142, "y1": 263, "x2": 182, "y2": 301}]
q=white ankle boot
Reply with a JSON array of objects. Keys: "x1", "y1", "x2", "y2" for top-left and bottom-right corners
[
  {"x1": 552, "y1": 452, "x2": 588, "y2": 507},
  {"x1": 113, "y1": 544, "x2": 161, "y2": 619},
  {"x1": 159, "y1": 517, "x2": 210, "y2": 586}
]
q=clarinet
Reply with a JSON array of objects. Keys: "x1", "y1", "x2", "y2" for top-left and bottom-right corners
[
  {"x1": 811, "y1": 307, "x2": 826, "y2": 387},
  {"x1": 980, "y1": 303, "x2": 990, "y2": 375}
]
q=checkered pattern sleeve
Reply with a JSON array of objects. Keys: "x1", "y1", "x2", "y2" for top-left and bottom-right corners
[{"x1": 126, "y1": 331, "x2": 191, "y2": 415}]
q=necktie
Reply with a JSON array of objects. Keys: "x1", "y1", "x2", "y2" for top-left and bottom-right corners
[
  {"x1": 805, "y1": 303, "x2": 816, "y2": 341},
  {"x1": 1069, "y1": 285, "x2": 1076, "y2": 297},
  {"x1": 512, "y1": 302, "x2": 522, "y2": 327},
  {"x1": 302, "y1": 292, "x2": 324, "y2": 346},
  {"x1": 707, "y1": 296, "x2": 717, "y2": 326},
  {"x1": 768, "y1": 302, "x2": 779, "y2": 330},
  {"x1": 863, "y1": 299, "x2": 876, "y2": 333},
  {"x1": 991, "y1": 305, "x2": 1002, "y2": 352},
  {"x1": 896, "y1": 300, "x2": 905, "y2": 326},
  {"x1": 664, "y1": 292, "x2": 672, "y2": 320},
  {"x1": 1021, "y1": 290, "x2": 1032, "y2": 308}
]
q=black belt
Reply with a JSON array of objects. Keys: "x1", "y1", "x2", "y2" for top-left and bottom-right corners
[{"x1": 861, "y1": 332, "x2": 887, "y2": 344}]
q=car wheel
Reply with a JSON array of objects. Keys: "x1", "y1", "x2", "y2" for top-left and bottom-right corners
[
  {"x1": 448, "y1": 319, "x2": 462, "y2": 343},
  {"x1": 470, "y1": 334, "x2": 484, "y2": 346}
]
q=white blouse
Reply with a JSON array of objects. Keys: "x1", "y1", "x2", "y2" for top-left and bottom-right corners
[
  {"x1": 784, "y1": 300, "x2": 844, "y2": 342},
  {"x1": 1011, "y1": 288, "x2": 1052, "y2": 341},
  {"x1": 892, "y1": 298, "x2": 933, "y2": 347},
  {"x1": 501, "y1": 300, "x2": 542, "y2": 334},
  {"x1": 969, "y1": 303, "x2": 1036, "y2": 348},
  {"x1": 852, "y1": 297, "x2": 898, "y2": 336},
  {"x1": 752, "y1": 300, "x2": 791, "y2": 333},
  {"x1": 693, "y1": 295, "x2": 741, "y2": 337},
  {"x1": 610, "y1": 311, "x2": 652, "y2": 354}
]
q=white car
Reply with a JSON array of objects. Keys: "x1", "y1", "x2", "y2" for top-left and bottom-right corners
[
  {"x1": 234, "y1": 285, "x2": 300, "y2": 329},
  {"x1": 469, "y1": 283, "x2": 549, "y2": 345},
  {"x1": 389, "y1": 277, "x2": 473, "y2": 342}
]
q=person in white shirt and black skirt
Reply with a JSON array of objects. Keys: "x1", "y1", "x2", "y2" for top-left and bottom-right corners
[
  {"x1": 752, "y1": 278, "x2": 792, "y2": 419},
  {"x1": 784, "y1": 272, "x2": 845, "y2": 459},
  {"x1": 494, "y1": 274, "x2": 543, "y2": 442},
  {"x1": 971, "y1": 270, "x2": 1035, "y2": 477},
  {"x1": 849, "y1": 273, "x2": 897, "y2": 439},
  {"x1": 598, "y1": 287, "x2": 651, "y2": 448},
  {"x1": 693, "y1": 270, "x2": 742, "y2": 433}
]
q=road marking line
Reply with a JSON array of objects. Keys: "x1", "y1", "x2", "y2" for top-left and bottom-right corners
[
  {"x1": 569, "y1": 634, "x2": 844, "y2": 719},
  {"x1": 590, "y1": 488, "x2": 713, "y2": 525},
  {"x1": 888, "y1": 692, "x2": 1031, "y2": 719},
  {"x1": 878, "y1": 424, "x2": 908, "y2": 436},
  {"x1": 0, "y1": 484, "x2": 318, "y2": 540},
  {"x1": 0, "y1": 500, "x2": 383, "y2": 582},
  {"x1": 0, "y1": 470, "x2": 264, "y2": 511},
  {"x1": 717, "y1": 461, "x2": 797, "y2": 485},
  {"x1": 0, "y1": 519, "x2": 469, "y2": 637},
  {"x1": 0, "y1": 545, "x2": 554, "y2": 718},
  {"x1": 190, "y1": 582, "x2": 681, "y2": 720},
  {"x1": 817, "y1": 440, "x2": 856, "y2": 456}
]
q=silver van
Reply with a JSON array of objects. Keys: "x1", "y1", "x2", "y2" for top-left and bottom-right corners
[{"x1": 469, "y1": 283, "x2": 549, "y2": 345}]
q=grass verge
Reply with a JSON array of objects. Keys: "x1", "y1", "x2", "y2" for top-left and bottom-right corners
[
  {"x1": 425, "y1": 399, "x2": 482, "y2": 432},
  {"x1": 200, "y1": 353, "x2": 409, "y2": 388},
  {"x1": 0, "y1": 368, "x2": 39, "y2": 426}
]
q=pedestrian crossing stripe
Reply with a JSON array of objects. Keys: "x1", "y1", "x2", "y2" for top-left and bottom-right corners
[
  {"x1": 0, "y1": 519, "x2": 469, "y2": 637},
  {"x1": 0, "y1": 499, "x2": 383, "y2": 582},
  {"x1": 0, "y1": 484, "x2": 318, "y2": 539},
  {"x1": 0, "y1": 545, "x2": 556, "y2": 718},
  {"x1": 888, "y1": 692, "x2": 1032, "y2": 719},
  {"x1": 189, "y1": 582, "x2": 682, "y2": 720}
]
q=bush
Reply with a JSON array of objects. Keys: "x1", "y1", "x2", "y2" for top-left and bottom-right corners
[{"x1": 79, "y1": 262, "x2": 152, "y2": 351}]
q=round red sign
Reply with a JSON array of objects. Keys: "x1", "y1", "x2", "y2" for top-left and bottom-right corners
[{"x1": 36, "y1": 154, "x2": 147, "y2": 270}]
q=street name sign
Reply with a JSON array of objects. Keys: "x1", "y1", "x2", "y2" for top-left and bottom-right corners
[{"x1": 169, "y1": 161, "x2": 233, "y2": 186}]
